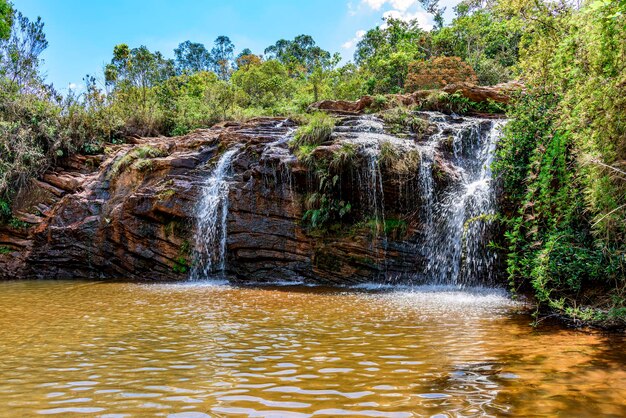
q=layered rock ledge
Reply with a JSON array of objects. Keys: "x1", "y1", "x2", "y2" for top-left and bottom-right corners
[{"x1": 0, "y1": 109, "x2": 500, "y2": 284}]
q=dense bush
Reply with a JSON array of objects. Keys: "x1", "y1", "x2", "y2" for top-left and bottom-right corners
[
  {"x1": 494, "y1": 0, "x2": 626, "y2": 324},
  {"x1": 405, "y1": 56, "x2": 477, "y2": 91},
  {"x1": 432, "y1": 7, "x2": 521, "y2": 85}
]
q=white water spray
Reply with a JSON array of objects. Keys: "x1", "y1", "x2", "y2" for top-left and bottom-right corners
[
  {"x1": 191, "y1": 147, "x2": 239, "y2": 280},
  {"x1": 418, "y1": 117, "x2": 505, "y2": 285}
]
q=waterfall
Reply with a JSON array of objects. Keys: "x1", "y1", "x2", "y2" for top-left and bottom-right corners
[
  {"x1": 418, "y1": 116, "x2": 505, "y2": 285},
  {"x1": 191, "y1": 147, "x2": 239, "y2": 280},
  {"x1": 312, "y1": 113, "x2": 505, "y2": 285},
  {"x1": 261, "y1": 121, "x2": 297, "y2": 199},
  {"x1": 359, "y1": 147, "x2": 386, "y2": 230},
  {"x1": 459, "y1": 121, "x2": 505, "y2": 284}
]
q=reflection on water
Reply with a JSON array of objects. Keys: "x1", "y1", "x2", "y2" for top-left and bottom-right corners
[{"x1": 0, "y1": 281, "x2": 624, "y2": 417}]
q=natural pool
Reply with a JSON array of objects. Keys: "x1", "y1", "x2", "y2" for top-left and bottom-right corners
[{"x1": 0, "y1": 281, "x2": 624, "y2": 417}]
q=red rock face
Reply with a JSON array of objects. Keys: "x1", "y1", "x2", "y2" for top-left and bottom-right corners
[
  {"x1": 441, "y1": 82, "x2": 523, "y2": 104},
  {"x1": 0, "y1": 112, "x2": 499, "y2": 284},
  {"x1": 0, "y1": 117, "x2": 413, "y2": 282}
]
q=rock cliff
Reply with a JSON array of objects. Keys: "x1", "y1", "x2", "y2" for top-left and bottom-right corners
[{"x1": 0, "y1": 109, "x2": 504, "y2": 284}]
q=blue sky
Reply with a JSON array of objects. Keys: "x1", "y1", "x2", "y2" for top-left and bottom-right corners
[{"x1": 15, "y1": 0, "x2": 460, "y2": 92}]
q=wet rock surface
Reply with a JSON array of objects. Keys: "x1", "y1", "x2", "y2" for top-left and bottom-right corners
[{"x1": 0, "y1": 112, "x2": 503, "y2": 285}]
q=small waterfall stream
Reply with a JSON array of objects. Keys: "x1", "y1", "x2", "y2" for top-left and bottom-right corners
[
  {"x1": 336, "y1": 113, "x2": 505, "y2": 285},
  {"x1": 418, "y1": 116, "x2": 505, "y2": 285},
  {"x1": 191, "y1": 147, "x2": 240, "y2": 280}
]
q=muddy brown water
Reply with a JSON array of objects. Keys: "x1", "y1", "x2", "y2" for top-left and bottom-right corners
[{"x1": 0, "y1": 281, "x2": 625, "y2": 417}]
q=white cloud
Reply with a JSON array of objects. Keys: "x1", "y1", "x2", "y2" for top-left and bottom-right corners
[
  {"x1": 382, "y1": 9, "x2": 433, "y2": 30},
  {"x1": 342, "y1": 29, "x2": 367, "y2": 49},
  {"x1": 67, "y1": 82, "x2": 86, "y2": 93},
  {"x1": 347, "y1": 1, "x2": 358, "y2": 16},
  {"x1": 357, "y1": 0, "x2": 463, "y2": 29},
  {"x1": 362, "y1": 0, "x2": 417, "y2": 11}
]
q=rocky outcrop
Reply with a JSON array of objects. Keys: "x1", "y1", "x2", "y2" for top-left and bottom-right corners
[
  {"x1": 308, "y1": 97, "x2": 374, "y2": 114},
  {"x1": 309, "y1": 81, "x2": 524, "y2": 114},
  {"x1": 0, "y1": 111, "x2": 499, "y2": 285},
  {"x1": 442, "y1": 81, "x2": 524, "y2": 104}
]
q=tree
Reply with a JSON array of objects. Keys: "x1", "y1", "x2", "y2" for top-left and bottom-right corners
[
  {"x1": 174, "y1": 40, "x2": 212, "y2": 74},
  {"x1": 0, "y1": 0, "x2": 12, "y2": 40},
  {"x1": 0, "y1": 11, "x2": 48, "y2": 91},
  {"x1": 355, "y1": 18, "x2": 430, "y2": 93},
  {"x1": 431, "y1": 6, "x2": 521, "y2": 85},
  {"x1": 235, "y1": 48, "x2": 262, "y2": 70},
  {"x1": 264, "y1": 35, "x2": 338, "y2": 101},
  {"x1": 105, "y1": 44, "x2": 175, "y2": 112},
  {"x1": 308, "y1": 52, "x2": 340, "y2": 102},
  {"x1": 326, "y1": 63, "x2": 367, "y2": 100},
  {"x1": 210, "y1": 36, "x2": 234, "y2": 80},
  {"x1": 265, "y1": 35, "x2": 332, "y2": 76},
  {"x1": 231, "y1": 59, "x2": 294, "y2": 108}
]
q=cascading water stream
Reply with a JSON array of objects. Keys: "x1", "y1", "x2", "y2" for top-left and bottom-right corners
[
  {"x1": 190, "y1": 147, "x2": 240, "y2": 280},
  {"x1": 458, "y1": 121, "x2": 505, "y2": 283},
  {"x1": 261, "y1": 121, "x2": 297, "y2": 199},
  {"x1": 418, "y1": 116, "x2": 505, "y2": 285}
]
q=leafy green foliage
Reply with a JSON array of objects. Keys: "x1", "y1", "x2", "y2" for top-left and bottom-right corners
[
  {"x1": 0, "y1": 11, "x2": 48, "y2": 91},
  {"x1": 330, "y1": 143, "x2": 359, "y2": 170},
  {"x1": 378, "y1": 141, "x2": 421, "y2": 176},
  {"x1": 174, "y1": 40, "x2": 212, "y2": 74},
  {"x1": 210, "y1": 36, "x2": 235, "y2": 80},
  {"x1": 303, "y1": 171, "x2": 351, "y2": 229},
  {"x1": 172, "y1": 241, "x2": 192, "y2": 274},
  {"x1": 0, "y1": 0, "x2": 12, "y2": 40},
  {"x1": 108, "y1": 145, "x2": 168, "y2": 178},
  {"x1": 231, "y1": 60, "x2": 295, "y2": 108},
  {"x1": 432, "y1": 7, "x2": 521, "y2": 85},
  {"x1": 356, "y1": 18, "x2": 430, "y2": 94},
  {"x1": 494, "y1": 0, "x2": 626, "y2": 323},
  {"x1": 366, "y1": 218, "x2": 408, "y2": 240},
  {"x1": 380, "y1": 107, "x2": 427, "y2": 135},
  {"x1": 264, "y1": 34, "x2": 340, "y2": 101},
  {"x1": 8, "y1": 216, "x2": 29, "y2": 229}
]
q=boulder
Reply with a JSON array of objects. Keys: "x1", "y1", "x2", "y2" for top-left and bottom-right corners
[{"x1": 442, "y1": 81, "x2": 524, "y2": 104}]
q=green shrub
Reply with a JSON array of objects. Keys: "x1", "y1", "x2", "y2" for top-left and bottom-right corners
[
  {"x1": 330, "y1": 143, "x2": 359, "y2": 169},
  {"x1": 379, "y1": 142, "x2": 420, "y2": 175},
  {"x1": 172, "y1": 241, "x2": 192, "y2": 273},
  {"x1": 291, "y1": 112, "x2": 335, "y2": 148},
  {"x1": 302, "y1": 171, "x2": 352, "y2": 230},
  {"x1": 294, "y1": 144, "x2": 318, "y2": 167},
  {"x1": 109, "y1": 145, "x2": 168, "y2": 178},
  {"x1": 0, "y1": 198, "x2": 11, "y2": 221},
  {"x1": 380, "y1": 107, "x2": 428, "y2": 135},
  {"x1": 371, "y1": 95, "x2": 388, "y2": 111}
]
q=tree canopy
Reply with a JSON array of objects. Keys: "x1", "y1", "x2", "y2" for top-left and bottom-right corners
[{"x1": 0, "y1": 0, "x2": 12, "y2": 40}]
